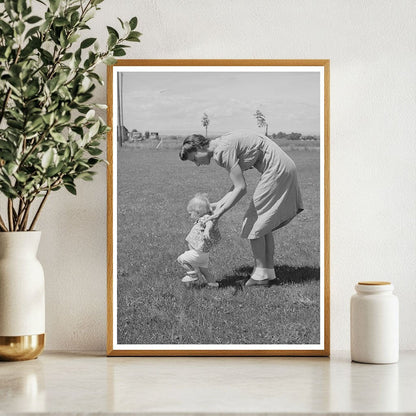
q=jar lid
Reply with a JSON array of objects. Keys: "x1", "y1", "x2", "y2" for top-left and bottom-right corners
[
  {"x1": 355, "y1": 281, "x2": 394, "y2": 293},
  {"x1": 358, "y1": 281, "x2": 391, "y2": 285}
]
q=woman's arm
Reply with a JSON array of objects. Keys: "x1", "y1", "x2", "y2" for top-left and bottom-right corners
[
  {"x1": 210, "y1": 165, "x2": 247, "y2": 220},
  {"x1": 211, "y1": 185, "x2": 234, "y2": 211}
]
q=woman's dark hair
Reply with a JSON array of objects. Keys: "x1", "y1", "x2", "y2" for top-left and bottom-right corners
[{"x1": 179, "y1": 134, "x2": 210, "y2": 161}]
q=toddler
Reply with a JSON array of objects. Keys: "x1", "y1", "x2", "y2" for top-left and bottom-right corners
[{"x1": 177, "y1": 193, "x2": 221, "y2": 286}]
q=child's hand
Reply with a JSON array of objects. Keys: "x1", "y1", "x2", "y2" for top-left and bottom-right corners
[{"x1": 206, "y1": 211, "x2": 221, "y2": 222}]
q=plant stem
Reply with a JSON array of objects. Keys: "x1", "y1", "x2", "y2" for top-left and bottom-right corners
[
  {"x1": 20, "y1": 200, "x2": 33, "y2": 231},
  {"x1": 0, "y1": 214, "x2": 8, "y2": 231},
  {"x1": 14, "y1": 199, "x2": 27, "y2": 231},
  {"x1": 7, "y1": 199, "x2": 14, "y2": 231},
  {"x1": 29, "y1": 189, "x2": 50, "y2": 231}
]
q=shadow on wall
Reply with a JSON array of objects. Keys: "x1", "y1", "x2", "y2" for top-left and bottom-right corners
[{"x1": 218, "y1": 265, "x2": 320, "y2": 288}]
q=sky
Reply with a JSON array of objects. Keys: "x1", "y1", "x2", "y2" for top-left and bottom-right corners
[{"x1": 119, "y1": 71, "x2": 321, "y2": 136}]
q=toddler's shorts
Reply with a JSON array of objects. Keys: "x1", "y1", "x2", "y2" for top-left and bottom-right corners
[{"x1": 177, "y1": 249, "x2": 209, "y2": 269}]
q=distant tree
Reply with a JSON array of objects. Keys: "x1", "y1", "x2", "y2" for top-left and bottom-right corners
[
  {"x1": 276, "y1": 131, "x2": 287, "y2": 139},
  {"x1": 287, "y1": 132, "x2": 302, "y2": 141},
  {"x1": 254, "y1": 109, "x2": 268, "y2": 136},
  {"x1": 201, "y1": 113, "x2": 210, "y2": 137}
]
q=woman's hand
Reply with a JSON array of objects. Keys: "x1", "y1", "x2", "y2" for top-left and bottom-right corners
[{"x1": 206, "y1": 210, "x2": 221, "y2": 223}]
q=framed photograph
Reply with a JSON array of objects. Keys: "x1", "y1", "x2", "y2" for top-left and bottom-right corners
[{"x1": 107, "y1": 60, "x2": 330, "y2": 356}]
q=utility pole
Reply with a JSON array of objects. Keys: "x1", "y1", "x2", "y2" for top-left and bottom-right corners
[{"x1": 117, "y1": 72, "x2": 125, "y2": 147}]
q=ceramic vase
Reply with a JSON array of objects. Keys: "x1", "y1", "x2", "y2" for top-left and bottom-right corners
[{"x1": 0, "y1": 231, "x2": 45, "y2": 361}]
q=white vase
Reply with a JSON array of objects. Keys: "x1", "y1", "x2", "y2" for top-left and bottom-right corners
[{"x1": 0, "y1": 231, "x2": 45, "y2": 361}]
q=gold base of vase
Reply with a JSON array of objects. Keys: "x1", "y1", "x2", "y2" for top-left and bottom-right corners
[{"x1": 0, "y1": 334, "x2": 45, "y2": 361}]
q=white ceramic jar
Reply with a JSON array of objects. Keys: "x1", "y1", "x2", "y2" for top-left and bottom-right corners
[{"x1": 350, "y1": 281, "x2": 399, "y2": 364}]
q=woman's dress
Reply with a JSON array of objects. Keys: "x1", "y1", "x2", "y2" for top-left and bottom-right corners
[{"x1": 212, "y1": 130, "x2": 304, "y2": 239}]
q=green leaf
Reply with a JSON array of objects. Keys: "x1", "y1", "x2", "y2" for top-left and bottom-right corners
[
  {"x1": 49, "y1": 0, "x2": 60, "y2": 13},
  {"x1": 76, "y1": 160, "x2": 90, "y2": 169},
  {"x1": 17, "y1": 0, "x2": 27, "y2": 14},
  {"x1": 74, "y1": 149, "x2": 84, "y2": 160},
  {"x1": 0, "y1": 183, "x2": 18, "y2": 198},
  {"x1": 25, "y1": 117, "x2": 44, "y2": 134},
  {"x1": 22, "y1": 5, "x2": 32, "y2": 17},
  {"x1": 87, "y1": 147, "x2": 102, "y2": 156},
  {"x1": 14, "y1": 171, "x2": 28, "y2": 183},
  {"x1": 54, "y1": 17, "x2": 69, "y2": 27},
  {"x1": 126, "y1": 33, "x2": 141, "y2": 42},
  {"x1": 24, "y1": 84, "x2": 38, "y2": 99},
  {"x1": 80, "y1": 37, "x2": 96, "y2": 49},
  {"x1": 50, "y1": 131, "x2": 67, "y2": 143},
  {"x1": 7, "y1": 119, "x2": 24, "y2": 129},
  {"x1": 42, "y1": 112, "x2": 55, "y2": 125},
  {"x1": 0, "y1": 140, "x2": 14, "y2": 152},
  {"x1": 40, "y1": 49, "x2": 54, "y2": 64},
  {"x1": 0, "y1": 20, "x2": 13, "y2": 35},
  {"x1": 59, "y1": 29, "x2": 67, "y2": 47},
  {"x1": 68, "y1": 33, "x2": 80, "y2": 44},
  {"x1": 83, "y1": 9, "x2": 95, "y2": 22},
  {"x1": 87, "y1": 158, "x2": 100, "y2": 166},
  {"x1": 26, "y1": 15, "x2": 42, "y2": 24},
  {"x1": 4, "y1": 1, "x2": 16, "y2": 19},
  {"x1": 113, "y1": 47, "x2": 126, "y2": 57},
  {"x1": 61, "y1": 52, "x2": 73, "y2": 61},
  {"x1": 88, "y1": 120, "x2": 100, "y2": 138},
  {"x1": 107, "y1": 33, "x2": 117, "y2": 49},
  {"x1": 16, "y1": 21, "x2": 25, "y2": 35},
  {"x1": 5, "y1": 162, "x2": 18, "y2": 176},
  {"x1": 77, "y1": 171, "x2": 95, "y2": 181},
  {"x1": 76, "y1": 93, "x2": 93, "y2": 104},
  {"x1": 106, "y1": 26, "x2": 119, "y2": 39},
  {"x1": 117, "y1": 17, "x2": 125, "y2": 29},
  {"x1": 103, "y1": 56, "x2": 117, "y2": 65},
  {"x1": 70, "y1": 11, "x2": 80, "y2": 26},
  {"x1": 25, "y1": 25, "x2": 40, "y2": 39},
  {"x1": 45, "y1": 164, "x2": 62, "y2": 177},
  {"x1": 48, "y1": 76, "x2": 60, "y2": 92},
  {"x1": 63, "y1": 146, "x2": 70, "y2": 160},
  {"x1": 41, "y1": 148, "x2": 54, "y2": 169},
  {"x1": 86, "y1": 109, "x2": 95, "y2": 120},
  {"x1": 129, "y1": 17, "x2": 138, "y2": 30},
  {"x1": 64, "y1": 183, "x2": 77, "y2": 195}
]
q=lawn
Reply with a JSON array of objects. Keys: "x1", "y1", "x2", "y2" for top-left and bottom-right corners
[{"x1": 116, "y1": 145, "x2": 321, "y2": 345}]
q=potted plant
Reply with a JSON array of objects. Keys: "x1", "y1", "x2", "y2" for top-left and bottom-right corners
[{"x1": 0, "y1": 0, "x2": 140, "y2": 360}]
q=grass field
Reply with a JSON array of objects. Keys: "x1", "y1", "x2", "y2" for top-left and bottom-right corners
[{"x1": 117, "y1": 144, "x2": 321, "y2": 345}]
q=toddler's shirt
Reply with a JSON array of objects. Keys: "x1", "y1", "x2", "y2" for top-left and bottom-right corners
[{"x1": 185, "y1": 214, "x2": 221, "y2": 253}]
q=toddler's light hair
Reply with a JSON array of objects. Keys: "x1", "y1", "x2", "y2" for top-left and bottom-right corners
[{"x1": 187, "y1": 193, "x2": 212, "y2": 216}]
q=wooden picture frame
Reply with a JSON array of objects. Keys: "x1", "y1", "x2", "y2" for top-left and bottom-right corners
[{"x1": 107, "y1": 60, "x2": 330, "y2": 356}]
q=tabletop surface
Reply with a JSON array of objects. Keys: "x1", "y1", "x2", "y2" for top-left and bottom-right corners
[{"x1": 0, "y1": 350, "x2": 415, "y2": 415}]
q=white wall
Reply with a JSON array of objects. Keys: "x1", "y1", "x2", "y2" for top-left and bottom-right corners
[{"x1": 37, "y1": 0, "x2": 416, "y2": 351}]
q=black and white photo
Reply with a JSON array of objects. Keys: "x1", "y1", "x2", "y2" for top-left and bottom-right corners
[{"x1": 107, "y1": 60, "x2": 330, "y2": 356}]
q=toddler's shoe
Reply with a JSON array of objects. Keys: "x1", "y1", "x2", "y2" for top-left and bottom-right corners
[{"x1": 181, "y1": 275, "x2": 198, "y2": 283}]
